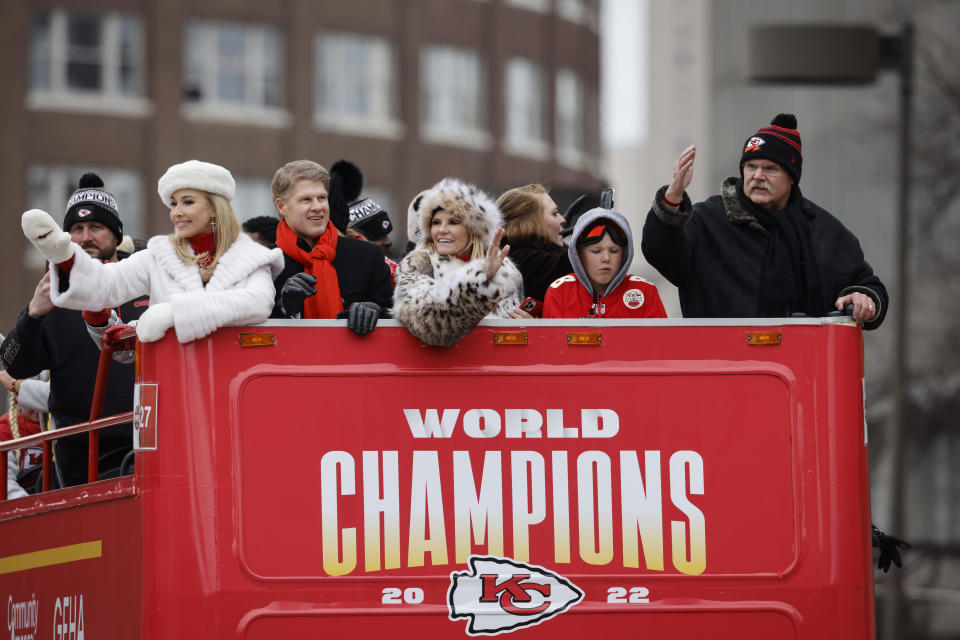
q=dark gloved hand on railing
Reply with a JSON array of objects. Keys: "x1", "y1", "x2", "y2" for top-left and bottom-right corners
[
  {"x1": 347, "y1": 302, "x2": 381, "y2": 336},
  {"x1": 872, "y1": 524, "x2": 911, "y2": 572}
]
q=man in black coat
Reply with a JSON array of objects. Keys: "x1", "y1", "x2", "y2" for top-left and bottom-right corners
[
  {"x1": 1, "y1": 174, "x2": 147, "y2": 485},
  {"x1": 642, "y1": 113, "x2": 887, "y2": 329},
  {"x1": 269, "y1": 160, "x2": 393, "y2": 335}
]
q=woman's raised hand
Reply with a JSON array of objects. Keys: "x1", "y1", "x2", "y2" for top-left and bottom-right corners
[
  {"x1": 664, "y1": 145, "x2": 696, "y2": 207},
  {"x1": 22, "y1": 209, "x2": 74, "y2": 264},
  {"x1": 483, "y1": 227, "x2": 510, "y2": 280}
]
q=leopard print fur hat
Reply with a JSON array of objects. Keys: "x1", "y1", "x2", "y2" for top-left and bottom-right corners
[{"x1": 414, "y1": 178, "x2": 503, "y2": 249}]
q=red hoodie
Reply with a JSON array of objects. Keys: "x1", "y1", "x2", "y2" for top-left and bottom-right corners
[
  {"x1": 542, "y1": 208, "x2": 667, "y2": 319},
  {"x1": 543, "y1": 273, "x2": 666, "y2": 319}
]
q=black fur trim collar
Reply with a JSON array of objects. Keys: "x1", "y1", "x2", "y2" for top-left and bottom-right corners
[{"x1": 720, "y1": 177, "x2": 816, "y2": 234}]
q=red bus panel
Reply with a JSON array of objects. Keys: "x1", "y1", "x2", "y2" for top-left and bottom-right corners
[{"x1": 0, "y1": 320, "x2": 874, "y2": 639}]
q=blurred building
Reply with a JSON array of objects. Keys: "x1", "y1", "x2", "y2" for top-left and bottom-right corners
[
  {"x1": 603, "y1": 1, "x2": 960, "y2": 637},
  {"x1": 606, "y1": 0, "x2": 908, "y2": 325},
  {"x1": 0, "y1": 0, "x2": 603, "y2": 329}
]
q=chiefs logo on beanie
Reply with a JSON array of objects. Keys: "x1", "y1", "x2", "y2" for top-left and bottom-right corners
[
  {"x1": 740, "y1": 113, "x2": 802, "y2": 184},
  {"x1": 348, "y1": 196, "x2": 393, "y2": 240},
  {"x1": 62, "y1": 173, "x2": 124, "y2": 241}
]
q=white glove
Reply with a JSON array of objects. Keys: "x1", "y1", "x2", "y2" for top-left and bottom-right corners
[
  {"x1": 22, "y1": 209, "x2": 75, "y2": 264},
  {"x1": 135, "y1": 302, "x2": 174, "y2": 343}
]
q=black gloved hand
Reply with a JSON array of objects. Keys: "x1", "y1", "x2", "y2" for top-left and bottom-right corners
[
  {"x1": 560, "y1": 194, "x2": 597, "y2": 237},
  {"x1": 280, "y1": 273, "x2": 317, "y2": 317},
  {"x1": 872, "y1": 524, "x2": 911, "y2": 572},
  {"x1": 347, "y1": 301, "x2": 380, "y2": 336}
]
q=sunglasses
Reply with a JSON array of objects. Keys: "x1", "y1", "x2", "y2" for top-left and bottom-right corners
[{"x1": 578, "y1": 221, "x2": 627, "y2": 247}]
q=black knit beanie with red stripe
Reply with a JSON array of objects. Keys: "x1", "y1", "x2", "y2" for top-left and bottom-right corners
[{"x1": 740, "y1": 113, "x2": 802, "y2": 184}]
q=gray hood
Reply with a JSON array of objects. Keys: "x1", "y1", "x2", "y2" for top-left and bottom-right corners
[{"x1": 567, "y1": 207, "x2": 635, "y2": 298}]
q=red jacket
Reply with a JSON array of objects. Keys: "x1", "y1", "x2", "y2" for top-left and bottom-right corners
[
  {"x1": 0, "y1": 410, "x2": 43, "y2": 476},
  {"x1": 543, "y1": 273, "x2": 666, "y2": 319}
]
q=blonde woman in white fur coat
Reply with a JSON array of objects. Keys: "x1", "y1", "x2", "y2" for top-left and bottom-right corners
[
  {"x1": 21, "y1": 160, "x2": 285, "y2": 344},
  {"x1": 394, "y1": 178, "x2": 528, "y2": 347}
]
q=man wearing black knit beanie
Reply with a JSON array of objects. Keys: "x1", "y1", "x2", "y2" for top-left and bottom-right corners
[
  {"x1": 642, "y1": 113, "x2": 888, "y2": 329},
  {"x1": 1, "y1": 172, "x2": 148, "y2": 487}
]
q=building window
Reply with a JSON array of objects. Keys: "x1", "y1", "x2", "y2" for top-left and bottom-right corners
[
  {"x1": 183, "y1": 21, "x2": 289, "y2": 127},
  {"x1": 314, "y1": 32, "x2": 401, "y2": 138},
  {"x1": 503, "y1": 58, "x2": 549, "y2": 160},
  {"x1": 233, "y1": 177, "x2": 277, "y2": 222},
  {"x1": 557, "y1": 0, "x2": 600, "y2": 29},
  {"x1": 26, "y1": 166, "x2": 144, "y2": 268},
  {"x1": 27, "y1": 9, "x2": 149, "y2": 117},
  {"x1": 504, "y1": 0, "x2": 551, "y2": 12},
  {"x1": 555, "y1": 69, "x2": 585, "y2": 168},
  {"x1": 420, "y1": 45, "x2": 490, "y2": 150}
]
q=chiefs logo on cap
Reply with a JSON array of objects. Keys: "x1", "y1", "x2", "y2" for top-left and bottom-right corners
[
  {"x1": 744, "y1": 136, "x2": 765, "y2": 153},
  {"x1": 78, "y1": 208, "x2": 92, "y2": 217}
]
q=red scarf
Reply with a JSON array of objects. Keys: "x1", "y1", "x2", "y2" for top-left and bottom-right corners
[
  {"x1": 188, "y1": 232, "x2": 216, "y2": 270},
  {"x1": 275, "y1": 220, "x2": 343, "y2": 318}
]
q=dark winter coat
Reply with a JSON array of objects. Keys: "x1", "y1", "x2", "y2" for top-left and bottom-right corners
[
  {"x1": 271, "y1": 234, "x2": 394, "y2": 318},
  {"x1": 641, "y1": 179, "x2": 888, "y2": 329},
  {"x1": 1, "y1": 283, "x2": 148, "y2": 485},
  {"x1": 506, "y1": 240, "x2": 572, "y2": 303}
]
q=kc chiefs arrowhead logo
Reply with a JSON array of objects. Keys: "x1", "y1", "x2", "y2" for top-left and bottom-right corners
[
  {"x1": 744, "y1": 136, "x2": 765, "y2": 153},
  {"x1": 448, "y1": 556, "x2": 583, "y2": 635}
]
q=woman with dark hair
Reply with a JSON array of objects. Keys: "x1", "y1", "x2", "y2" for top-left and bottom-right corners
[
  {"x1": 543, "y1": 206, "x2": 666, "y2": 319},
  {"x1": 22, "y1": 160, "x2": 284, "y2": 343},
  {"x1": 497, "y1": 184, "x2": 570, "y2": 308}
]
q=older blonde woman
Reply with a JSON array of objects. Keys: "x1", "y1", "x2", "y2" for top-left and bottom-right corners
[
  {"x1": 22, "y1": 160, "x2": 284, "y2": 343},
  {"x1": 394, "y1": 178, "x2": 527, "y2": 347}
]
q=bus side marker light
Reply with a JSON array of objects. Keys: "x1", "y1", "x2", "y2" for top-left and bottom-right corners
[
  {"x1": 747, "y1": 331, "x2": 782, "y2": 345},
  {"x1": 493, "y1": 331, "x2": 528, "y2": 345},
  {"x1": 567, "y1": 332, "x2": 602, "y2": 346},
  {"x1": 239, "y1": 333, "x2": 276, "y2": 347}
]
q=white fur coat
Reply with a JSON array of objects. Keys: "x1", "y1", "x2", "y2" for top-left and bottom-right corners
[
  {"x1": 49, "y1": 233, "x2": 284, "y2": 343},
  {"x1": 393, "y1": 249, "x2": 524, "y2": 347}
]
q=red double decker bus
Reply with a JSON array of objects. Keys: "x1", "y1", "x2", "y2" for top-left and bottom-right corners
[{"x1": 1, "y1": 317, "x2": 875, "y2": 638}]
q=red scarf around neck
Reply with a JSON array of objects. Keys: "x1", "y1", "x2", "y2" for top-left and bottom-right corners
[
  {"x1": 275, "y1": 220, "x2": 343, "y2": 318},
  {"x1": 188, "y1": 231, "x2": 216, "y2": 271}
]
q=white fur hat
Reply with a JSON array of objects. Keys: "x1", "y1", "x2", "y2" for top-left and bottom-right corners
[
  {"x1": 406, "y1": 188, "x2": 429, "y2": 247},
  {"x1": 417, "y1": 178, "x2": 502, "y2": 248},
  {"x1": 157, "y1": 160, "x2": 235, "y2": 205}
]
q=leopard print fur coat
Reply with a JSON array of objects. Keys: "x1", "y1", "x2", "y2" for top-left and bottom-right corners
[{"x1": 393, "y1": 249, "x2": 523, "y2": 347}]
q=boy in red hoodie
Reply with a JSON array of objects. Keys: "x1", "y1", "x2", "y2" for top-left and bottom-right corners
[{"x1": 544, "y1": 208, "x2": 665, "y2": 319}]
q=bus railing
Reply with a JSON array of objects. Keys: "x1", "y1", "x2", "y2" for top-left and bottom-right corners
[{"x1": 0, "y1": 324, "x2": 138, "y2": 500}]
